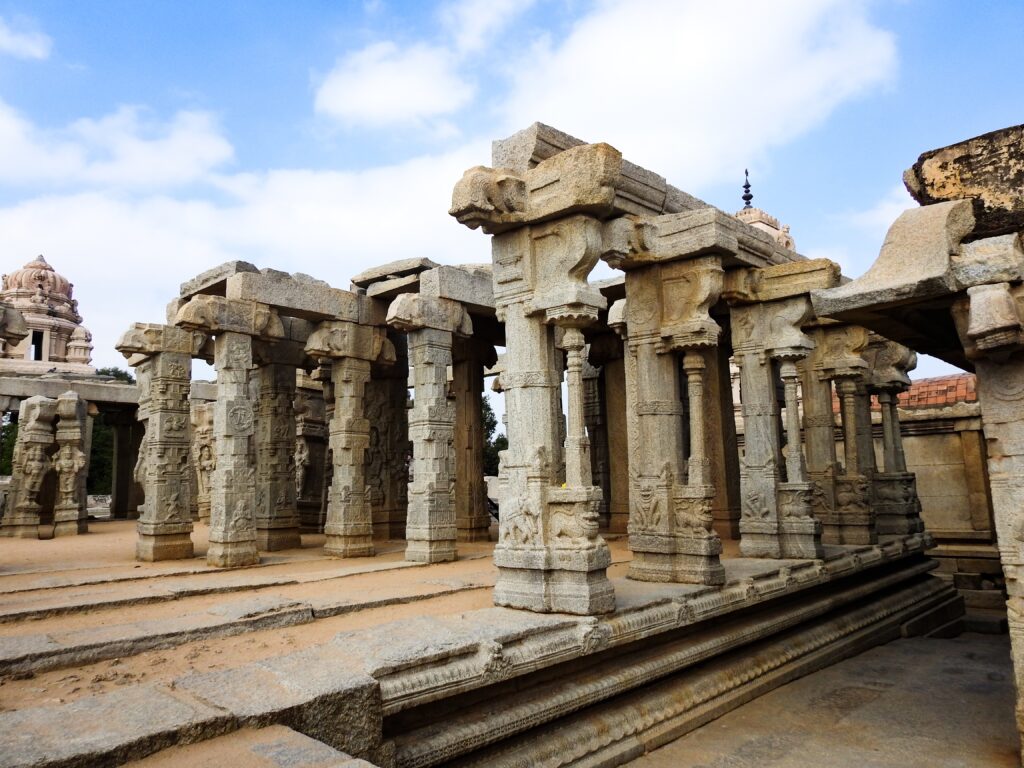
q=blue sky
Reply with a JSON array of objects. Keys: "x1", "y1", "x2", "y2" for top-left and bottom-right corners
[{"x1": 0, "y1": 0, "x2": 1020, "y2": 375}]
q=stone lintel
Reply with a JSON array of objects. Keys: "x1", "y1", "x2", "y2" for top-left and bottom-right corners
[
  {"x1": 225, "y1": 271, "x2": 359, "y2": 322},
  {"x1": 174, "y1": 295, "x2": 286, "y2": 340},
  {"x1": 904, "y1": 123, "x2": 1024, "y2": 239},
  {"x1": 179, "y1": 260, "x2": 259, "y2": 299},
  {"x1": 252, "y1": 338, "x2": 311, "y2": 369},
  {"x1": 305, "y1": 321, "x2": 391, "y2": 364},
  {"x1": 724, "y1": 259, "x2": 841, "y2": 305},
  {"x1": 0, "y1": 376, "x2": 138, "y2": 406},
  {"x1": 419, "y1": 265, "x2": 495, "y2": 314},
  {"x1": 811, "y1": 200, "x2": 975, "y2": 320},
  {"x1": 365, "y1": 274, "x2": 420, "y2": 301},
  {"x1": 350, "y1": 257, "x2": 440, "y2": 289},
  {"x1": 386, "y1": 293, "x2": 473, "y2": 336}
]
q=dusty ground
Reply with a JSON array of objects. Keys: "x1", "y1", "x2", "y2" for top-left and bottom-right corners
[{"x1": 626, "y1": 633, "x2": 1019, "y2": 768}]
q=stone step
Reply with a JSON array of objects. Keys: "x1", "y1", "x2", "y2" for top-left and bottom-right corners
[
  {"x1": 965, "y1": 607, "x2": 1009, "y2": 635},
  {"x1": 123, "y1": 725, "x2": 378, "y2": 768}
]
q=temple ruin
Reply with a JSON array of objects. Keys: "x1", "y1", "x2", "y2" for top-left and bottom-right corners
[{"x1": 0, "y1": 122, "x2": 1021, "y2": 767}]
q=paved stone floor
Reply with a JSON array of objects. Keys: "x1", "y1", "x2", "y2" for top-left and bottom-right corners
[{"x1": 626, "y1": 633, "x2": 1019, "y2": 768}]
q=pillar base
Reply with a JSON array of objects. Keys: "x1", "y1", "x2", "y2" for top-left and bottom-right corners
[
  {"x1": 494, "y1": 565, "x2": 615, "y2": 615},
  {"x1": 53, "y1": 519, "x2": 88, "y2": 537},
  {"x1": 457, "y1": 526, "x2": 491, "y2": 543},
  {"x1": 256, "y1": 526, "x2": 302, "y2": 552},
  {"x1": 406, "y1": 539, "x2": 458, "y2": 563},
  {"x1": 324, "y1": 534, "x2": 374, "y2": 558},
  {"x1": 137, "y1": 532, "x2": 194, "y2": 561},
  {"x1": 0, "y1": 523, "x2": 41, "y2": 538},
  {"x1": 207, "y1": 540, "x2": 259, "y2": 567},
  {"x1": 739, "y1": 519, "x2": 783, "y2": 559},
  {"x1": 779, "y1": 519, "x2": 825, "y2": 559},
  {"x1": 628, "y1": 532, "x2": 725, "y2": 585}
]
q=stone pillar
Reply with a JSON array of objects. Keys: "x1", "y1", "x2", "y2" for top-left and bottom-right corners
[
  {"x1": 708, "y1": 343, "x2": 742, "y2": 540},
  {"x1": 387, "y1": 294, "x2": 472, "y2": 563},
  {"x1": 305, "y1": 320, "x2": 392, "y2": 558},
  {"x1": 802, "y1": 328, "x2": 842, "y2": 544},
  {"x1": 589, "y1": 335, "x2": 629, "y2": 534},
  {"x1": 833, "y1": 375, "x2": 877, "y2": 544},
  {"x1": 867, "y1": 339, "x2": 924, "y2": 537},
  {"x1": 730, "y1": 294, "x2": 822, "y2": 559},
  {"x1": 582, "y1": 358, "x2": 610, "y2": 531},
  {"x1": 294, "y1": 377, "x2": 327, "y2": 532},
  {"x1": 254, "y1": 363, "x2": 301, "y2": 550},
  {"x1": 450, "y1": 149, "x2": 620, "y2": 614},
  {"x1": 190, "y1": 401, "x2": 215, "y2": 523},
  {"x1": 1, "y1": 396, "x2": 57, "y2": 538},
  {"x1": 52, "y1": 391, "x2": 88, "y2": 536},
  {"x1": 453, "y1": 337, "x2": 493, "y2": 542},
  {"x1": 116, "y1": 323, "x2": 196, "y2": 560},
  {"x1": 207, "y1": 331, "x2": 258, "y2": 567}
]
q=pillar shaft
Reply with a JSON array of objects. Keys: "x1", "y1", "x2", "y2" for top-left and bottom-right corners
[
  {"x1": 324, "y1": 357, "x2": 374, "y2": 557},
  {"x1": 453, "y1": 352, "x2": 490, "y2": 542},
  {"x1": 207, "y1": 332, "x2": 258, "y2": 567},
  {"x1": 405, "y1": 327, "x2": 457, "y2": 563},
  {"x1": 254, "y1": 363, "x2": 300, "y2": 550}
]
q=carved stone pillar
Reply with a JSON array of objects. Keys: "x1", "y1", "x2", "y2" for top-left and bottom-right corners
[
  {"x1": 254, "y1": 363, "x2": 301, "y2": 550},
  {"x1": 730, "y1": 293, "x2": 823, "y2": 559},
  {"x1": 53, "y1": 391, "x2": 88, "y2": 536},
  {"x1": 453, "y1": 337, "x2": 494, "y2": 542},
  {"x1": 589, "y1": 335, "x2": 629, "y2": 534},
  {"x1": 866, "y1": 338, "x2": 924, "y2": 537},
  {"x1": 803, "y1": 328, "x2": 842, "y2": 544},
  {"x1": 116, "y1": 324, "x2": 196, "y2": 560},
  {"x1": 387, "y1": 294, "x2": 472, "y2": 562},
  {"x1": 106, "y1": 410, "x2": 137, "y2": 520},
  {"x1": 833, "y1": 375, "x2": 877, "y2": 545},
  {"x1": 1, "y1": 396, "x2": 57, "y2": 538},
  {"x1": 294, "y1": 378, "x2": 327, "y2": 532},
  {"x1": 305, "y1": 320, "x2": 392, "y2": 558},
  {"x1": 190, "y1": 401, "x2": 215, "y2": 523},
  {"x1": 452, "y1": 151, "x2": 617, "y2": 613},
  {"x1": 207, "y1": 332, "x2": 258, "y2": 566}
]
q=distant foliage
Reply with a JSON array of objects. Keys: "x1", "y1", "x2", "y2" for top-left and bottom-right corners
[
  {"x1": 87, "y1": 366, "x2": 135, "y2": 493},
  {"x1": 482, "y1": 396, "x2": 507, "y2": 477},
  {"x1": 0, "y1": 413, "x2": 16, "y2": 475},
  {"x1": 96, "y1": 366, "x2": 135, "y2": 384}
]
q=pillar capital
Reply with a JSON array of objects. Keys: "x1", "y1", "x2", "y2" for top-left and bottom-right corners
[
  {"x1": 174, "y1": 295, "x2": 285, "y2": 340},
  {"x1": 304, "y1": 321, "x2": 392, "y2": 365},
  {"x1": 386, "y1": 293, "x2": 472, "y2": 337}
]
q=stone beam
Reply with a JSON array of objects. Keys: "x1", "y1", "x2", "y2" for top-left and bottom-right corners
[
  {"x1": 225, "y1": 270, "x2": 360, "y2": 322},
  {"x1": 419, "y1": 265, "x2": 495, "y2": 315},
  {"x1": 904, "y1": 123, "x2": 1024, "y2": 239},
  {"x1": 179, "y1": 260, "x2": 259, "y2": 299}
]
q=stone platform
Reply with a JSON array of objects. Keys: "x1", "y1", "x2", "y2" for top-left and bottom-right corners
[{"x1": 0, "y1": 521, "x2": 960, "y2": 767}]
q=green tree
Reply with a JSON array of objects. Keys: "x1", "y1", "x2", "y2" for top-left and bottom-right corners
[
  {"x1": 482, "y1": 395, "x2": 507, "y2": 477},
  {"x1": 0, "y1": 413, "x2": 17, "y2": 475}
]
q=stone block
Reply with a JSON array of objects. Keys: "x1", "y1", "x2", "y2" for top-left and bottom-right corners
[
  {"x1": 418, "y1": 265, "x2": 495, "y2": 313},
  {"x1": 350, "y1": 258, "x2": 439, "y2": 289},
  {"x1": 180, "y1": 260, "x2": 259, "y2": 298},
  {"x1": 226, "y1": 272, "x2": 359, "y2": 322},
  {"x1": 904, "y1": 123, "x2": 1024, "y2": 238}
]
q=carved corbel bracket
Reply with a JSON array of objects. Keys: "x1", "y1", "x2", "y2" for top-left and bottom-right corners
[
  {"x1": 814, "y1": 324, "x2": 870, "y2": 380},
  {"x1": 953, "y1": 281, "x2": 1024, "y2": 361},
  {"x1": 386, "y1": 293, "x2": 473, "y2": 337},
  {"x1": 864, "y1": 336, "x2": 917, "y2": 391},
  {"x1": 116, "y1": 322, "x2": 204, "y2": 364},
  {"x1": 174, "y1": 295, "x2": 285, "y2": 341},
  {"x1": 305, "y1": 321, "x2": 391, "y2": 365}
]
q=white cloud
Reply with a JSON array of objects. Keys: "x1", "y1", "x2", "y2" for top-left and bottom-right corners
[
  {"x1": 0, "y1": 102, "x2": 233, "y2": 188},
  {"x1": 315, "y1": 41, "x2": 473, "y2": 127},
  {"x1": 0, "y1": 143, "x2": 489, "y2": 370},
  {"x1": 0, "y1": 16, "x2": 51, "y2": 60},
  {"x1": 847, "y1": 183, "x2": 915, "y2": 239},
  {"x1": 500, "y1": 0, "x2": 897, "y2": 189},
  {"x1": 440, "y1": 0, "x2": 536, "y2": 54}
]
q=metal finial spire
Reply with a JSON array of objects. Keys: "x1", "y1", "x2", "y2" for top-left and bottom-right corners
[{"x1": 742, "y1": 169, "x2": 753, "y2": 210}]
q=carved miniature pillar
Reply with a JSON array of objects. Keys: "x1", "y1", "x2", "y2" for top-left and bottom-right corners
[
  {"x1": 190, "y1": 402, "x2": 215, "y2": 523},
  {"x1": 453, "y1": 337, "x2": 493, "y2": 542},
  {"x1": 53, "y1": 391, "x2": 88, "y2": 536},
  {"x1": 1, "y1": 396, "x2": 57, "y2": 538},
  {"x1": 115, "y1": 324, "x2": 196, "y2": 560},
  {"x1": 803, "y1": 330, "x2": 842, "y2": 544},
  {"x1": 254, "y1": 363, "x2": 301, "y2": 550},
  {"x1": 878, "y1": 390, "x2": 900, "y2": 471},
  {"x1": 294, "y1": 378, "x2": 328, "y2": 532},
  {"x1": 207, "y1": 331, "x2": 259, "y2": 567},
  {"x1": 582, "y1": 358, "x2": 610, "y2": 530}
]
